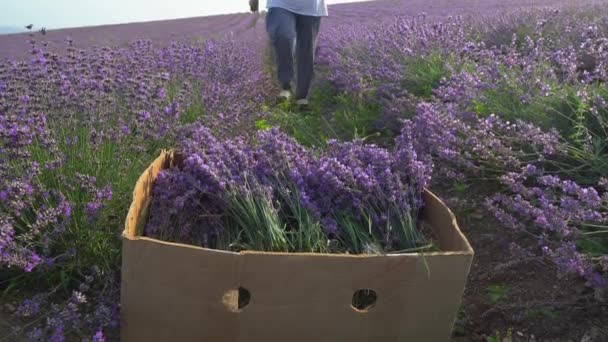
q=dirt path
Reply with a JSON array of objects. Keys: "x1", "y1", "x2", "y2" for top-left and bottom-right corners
[
  {"x1": 440, "y1": 188, "x2": 608, "y2": 342},
  {"x1": 0, "y1": 306, "x2": 26, "y2": 342}
]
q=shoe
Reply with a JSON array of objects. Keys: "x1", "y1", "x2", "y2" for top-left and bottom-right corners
[
  {"x1": 279, "y1": 89, "x2": 291, "y2": 101},
  {"x1": 296, "y1": 98, "x2": 309, "y2": 107}
]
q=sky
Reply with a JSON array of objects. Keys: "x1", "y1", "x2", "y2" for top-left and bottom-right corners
[{"x1": 1, "y1": 0, "x2": 370, "y2": 30}]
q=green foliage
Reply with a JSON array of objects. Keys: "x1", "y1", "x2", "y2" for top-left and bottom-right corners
[
  {"x1": 11, "y1": 126, "x2": 155, "y2": 291},
  {"x1": 255, "y1": 119, "x2": 272, "y2": 131},
  {"x1": 219, "y1": 173, "x2": 430, "y2": 255},
  {"x1": 224, "y1": 180, "x2": 290, "y2": 252},
  {"x1": 401, "y1": 53, "x2": 451, "y2": 100},
  {"x1": 472, "y1": 68, "x2": 608, "y2": 184},
  {"x1": 180, "y1": 100, "x2": 204, "y2": 125},
  {"x1": 577, "y1": 233, "x2": 608, "y2": 257},
  {"x1": 486, "y1": 328, "x2": 513, "y2": 342},
  {"x1": 452, "y1": 182, "x2": 470, "y2": 197},
  {"x1": 276, "y1": 183, "x2": 330, "y2": 253},
  {"x1": 486, "y1": 284, "x2": 509, "y2": 303},
  {"x1": 223, "y1": 177, "x2": 330, "y2": 253},
  {"x1": 525, "y1": 307, "x2": 559, "y2": 320},
  {"x1": 263, "y1": 86, "x2": 385, "y2": 147}
]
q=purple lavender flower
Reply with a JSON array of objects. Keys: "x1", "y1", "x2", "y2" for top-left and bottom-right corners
[
  {"x1": 24, "y1": 252, "x2": 41, "y2": 272},
  {"x1": 49, "y1": 324, "x2": 65, "y2": 342},
  {"x1": 92, "y1": 329, "x2": 106, "y2": 342}
]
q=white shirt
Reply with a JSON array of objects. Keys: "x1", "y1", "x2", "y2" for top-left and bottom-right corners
[{"x1": 267, "y1": 0, "x2": 328, "y2": 17}]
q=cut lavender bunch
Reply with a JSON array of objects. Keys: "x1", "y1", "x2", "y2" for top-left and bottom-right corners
[{"x1": 144, "y1": 126, "x2": 431, "y2": 254}]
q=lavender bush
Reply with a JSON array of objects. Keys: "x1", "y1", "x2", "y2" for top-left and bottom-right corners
[{"x1": 487, "y1": 165, "x2": 607, "y2": 289}]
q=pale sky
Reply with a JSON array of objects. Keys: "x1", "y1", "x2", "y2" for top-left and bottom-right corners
[{"x1": 1, "y1": 0, "x2": 371, "y2": 30}]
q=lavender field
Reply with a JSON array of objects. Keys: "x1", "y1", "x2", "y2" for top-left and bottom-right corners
[{"x1": 1, "y1": 0, "x2": 608, "y2": 341}]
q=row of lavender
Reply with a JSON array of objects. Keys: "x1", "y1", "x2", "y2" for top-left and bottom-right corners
[
  {"x1": 315, "y1": 6, "x2": 608, "y2": 288},
  {"x1": 0, "y1": 18, "x2": 269, "y2": 340}
]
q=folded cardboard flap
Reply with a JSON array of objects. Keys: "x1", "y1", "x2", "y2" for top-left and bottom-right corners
[
  {"x1": 121, "y1": 150, "x2": 474, "y2": 342},
  {"x1": 422, "y1": 191, "x2": 473, "y2": 253},
  {"x1": 124, "y1": 149, "x2": 183, "y2": 239}
]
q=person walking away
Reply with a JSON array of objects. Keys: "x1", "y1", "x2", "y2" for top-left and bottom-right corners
[{"x1": 249, "y1": 0, "x2": 327, "y2": 107}]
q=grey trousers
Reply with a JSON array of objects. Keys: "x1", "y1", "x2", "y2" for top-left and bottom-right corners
[{"x1": 266, "y1": 7, "x2": 321, "y2": 100}]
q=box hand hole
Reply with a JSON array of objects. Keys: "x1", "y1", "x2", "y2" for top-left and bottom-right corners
[
  {"x1": 222, "y1": 287, "x2": 251, "y2": 312},
  {"x1": 351, "y1": 289, "x2": 377, "y2": 313}
]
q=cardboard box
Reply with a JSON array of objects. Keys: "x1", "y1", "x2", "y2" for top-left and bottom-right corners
[{"x1": 121, "y1": 150, "x2": 474, "y2": 342}]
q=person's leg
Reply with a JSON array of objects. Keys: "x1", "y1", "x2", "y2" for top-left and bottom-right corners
[
  {"x1": 266, "y1": 7, "x2": 297, "y2": 92},
  {"x1": 295, "y1": 15, "x2": 321, "y2": 100}
]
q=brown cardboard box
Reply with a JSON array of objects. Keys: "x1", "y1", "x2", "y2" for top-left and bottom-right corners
[{"x1": 121, "y1": 150, "x2": 474, "y2": 342}]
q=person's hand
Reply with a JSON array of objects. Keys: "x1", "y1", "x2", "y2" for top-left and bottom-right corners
[{"x1": 249, "y1": 0, "x2": 259, "y2": 12}]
